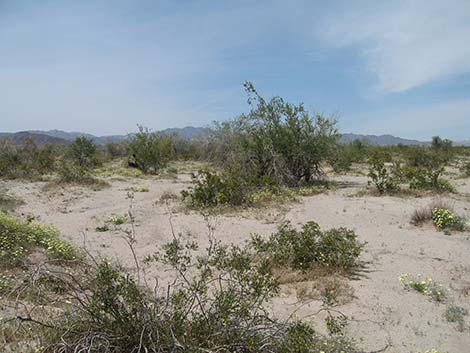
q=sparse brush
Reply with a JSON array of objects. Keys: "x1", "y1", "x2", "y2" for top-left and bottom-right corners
[
  {"x1": 399, "y1": 273, "x2": 446, "y2": 302},
  {"x1": 0, "y1": 213, "x2": 79, "y2": 266},
  {"x1": 26, "y1": 233, "x2": 360, "y2": 353},
  {"x1": 445, "y1": 305, "x2": 468, "y2": 332}
]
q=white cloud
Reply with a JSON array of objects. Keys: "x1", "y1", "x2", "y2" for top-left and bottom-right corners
[{"x1": 320, "y1": 0, "x2": 470, "y2": 93}]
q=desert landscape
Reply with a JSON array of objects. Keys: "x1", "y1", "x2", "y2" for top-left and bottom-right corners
[
  {"x1": 1, "y1": 142, "x2": 470, "y2": 352},
  {"x1": 2, "y1": 2, "x2": 470, "y2": 352}
]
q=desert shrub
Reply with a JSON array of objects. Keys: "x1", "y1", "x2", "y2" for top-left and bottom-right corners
[
  {"x1": 251, "y1": 221, "x2": 364, "y2": 273},
  {"x1": 181, "y1": 169, "x2": 259, "y2": 207},
  {"x1": 128, "y1": 126, "x2": 173, "y2": 174},
  {"x1": 68, "y1": 137, "x2": 101, "y2": 169},
  {"x1": 330, "y1": 145, "x2": 354, "y2": 173},
  {"x1": 0, "y1": 138, "x2": 57, "y2": 179},
  {"x1": 56, "y1": 160, "x2": 95, "y2": 184},
  {"x1": 107, "y1": 214, "x2": 126, "y2": 225},
  {"x1": 210, "y1": 82, "x2": 339, "y2": 186},
  {"x1": 405, "y1": 166, "x2": 455, "y2": 193},
  {"x1": 35, "y1": 235, "x2": 359, "y2": 353},
  {"x1": 0, "y1": 139, "x2": 21, "y2": 177},
  {"x1": 0, "y1": 213, "x2": 78, "y2": 266},
  {"x1": 330, "y1": 141, "x2": 369, "y2": 173},
  {"x1": 431, "y1": 136, "x2": 453, "y2": 154},
  {"x1": 431, "y1": 208, "x2": 467, "y2": 232},
  {"x1": 104, "y1": 140, "x2": 128, "y2": 160},
  {"x1": 399, "y1": 274, "x2": 446, "y2": 302},
  {"x1": 367, "y1": 153, "x2": 399, "y2": 194},
  {"x1": 445, "y1": 305, "x2": 468, "y2": 332}
]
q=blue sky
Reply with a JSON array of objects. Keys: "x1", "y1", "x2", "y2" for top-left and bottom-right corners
[{"x1": 1, "y1": 0, "x2": 469, "y2": 140}]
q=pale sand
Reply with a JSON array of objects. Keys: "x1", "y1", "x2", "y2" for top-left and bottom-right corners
[{"x1": 2, "y1": 171, "x2": 469, "y2": 353}]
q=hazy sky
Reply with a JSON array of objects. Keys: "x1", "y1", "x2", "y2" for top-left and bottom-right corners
[{"x1": 1, "y1": 0, "x2": 469, "y2": 140}]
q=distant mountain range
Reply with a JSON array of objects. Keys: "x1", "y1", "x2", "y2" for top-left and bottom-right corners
[
  {"x1": 0, "y1": 127, "x2": 467, "y2": 147},
  {"x1": 0, "y1": 127, "x2": 210, "y2": 146},
  {"x1": 338, "y1": 133, "x2": 426, "y2": 146}
]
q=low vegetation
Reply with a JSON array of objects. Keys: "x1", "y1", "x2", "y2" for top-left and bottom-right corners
[
  {"x1": 0, "y1": 213, "x2": 78, "y2": 267},
  {"x1": 411, "y1": 200, "x2": 467, "y2": 233},
  {"x1": 252, "y1": 221, "x2": 364, "y2": 274},
  {"x1": 445, "y1": 305, "x2": 468, "y2": 332},
  {"x1": 399, "y1": 273, "x2": 446, "y2": 303},
  {"x1": 4, "y1": 221, "x2": 362, "y2": 353}
]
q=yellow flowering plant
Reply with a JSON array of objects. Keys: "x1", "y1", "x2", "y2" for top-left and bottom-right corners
[{"x1": 399, "y1": 273, "x2": 446, "y2": 302}]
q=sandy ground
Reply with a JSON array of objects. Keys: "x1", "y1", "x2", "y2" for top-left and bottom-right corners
[{"x1": 2, "y1": 169, "x2": 470, "y2": 353}]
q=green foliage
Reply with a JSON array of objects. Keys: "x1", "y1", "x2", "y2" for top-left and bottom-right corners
[
  {"x1": 37, "y1": 233, "x2": 359, "y2": 353},
  {"x1": 330, "y1": 140, "x2": 369, "y2": 173},
  {"x1": 0, "y1": 138, "x2": 57, "y2": 179},
  {"x1": 431, "y1": 208, "x2": 467, "y2": 232},
  {"x1": 210, "y1": 82, "x2": 339, "y2": 186},
  {"x1": 405, "y1": 166, "x2": 455, "y2": 193},
  {"x1": 107, "y1": 214, "x2": 126, "y2": 225},
  {"x1": 251, "y1": 221, "x2": 364, "y2": 273},
  {"x1": 69, "y1": 137, "x2": 101, "y2": 169},
  {"x1": 181, "y1": 169, "x2": 256, "y2": 207},
  {"x1": 128, "y1": 125, "x2": 173, "y2": 174},
  {"x1": 56, "y1": 160, "x2": 93, "y2": 183},
  {"x1": 445, "y1": 305, "x2": 468, "y2": 332},
  {"x1": 104, "y1": 140, "x2": 128, "y2": 160},
  {"x1": 0, "y1": 213, "x2": 78, "y2": 266},
  {"x1": 399, "y1": 274, "x2": 446, "y2": 302},
  {"x1": 367, "y1": 153, "x2": 399, "y2": 194}
]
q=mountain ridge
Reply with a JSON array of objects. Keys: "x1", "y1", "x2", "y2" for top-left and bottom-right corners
[{"x1": 1, "y1": 128, "x2": 467, "y2": 146}]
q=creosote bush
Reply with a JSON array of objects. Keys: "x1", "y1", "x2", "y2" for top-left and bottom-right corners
[
  {"x1": 31, "y1": 230, "x2": 359, "y2": 353},
  {"x1": 183, "y1": 82, "x2": 340, "y2": 207},
  {"x1": 0, "y1": 213, "x2": 78, "y2": 266},
  {"x1": 367, "y1": 154, "x2": 399, "y2": 194},
  {"x1": 128, "y1": 125, "x2": 173, "y2": 174},
  {"x1": 251, "y1": 221, "x2": 365, "y2": 273},
  {"x1": 181, "y1": 169, "x2": 257, "y2": 207}
]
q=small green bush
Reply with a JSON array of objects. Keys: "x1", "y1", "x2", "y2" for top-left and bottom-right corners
[
  {"x1": 68, "y1": 137, "x2": 101, "y2": 169},
  {"x1": 445, "y1": 305, "x2": 468, "y2": 332},
  {"x1": 0, "y1": 213, "x2": 78, "y2": 266},
  {"x1": 406, "y1": 166, "x2": 455, "y2": 193},
  {"x1": 431, "y1": 208, "x2": 467, "y2": 232},
  {"x1": 399, "y1": 274, "x2": 446, "y2": 302},
  {"x1": 181, "y1": 169, "x2": 255, "y2": 207},
  {"x1": 128, "y1": 125, "x2": 173, "y2": 174},
  {"x1": 367, "y1": 155, "x2": 400, "y2": 194},
  {"x1": 107, "y1": 214, "x2": 126, "y2": 225},
  {"x1": 251, "y1": 221, "x2": 365, "y2": 273}
]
